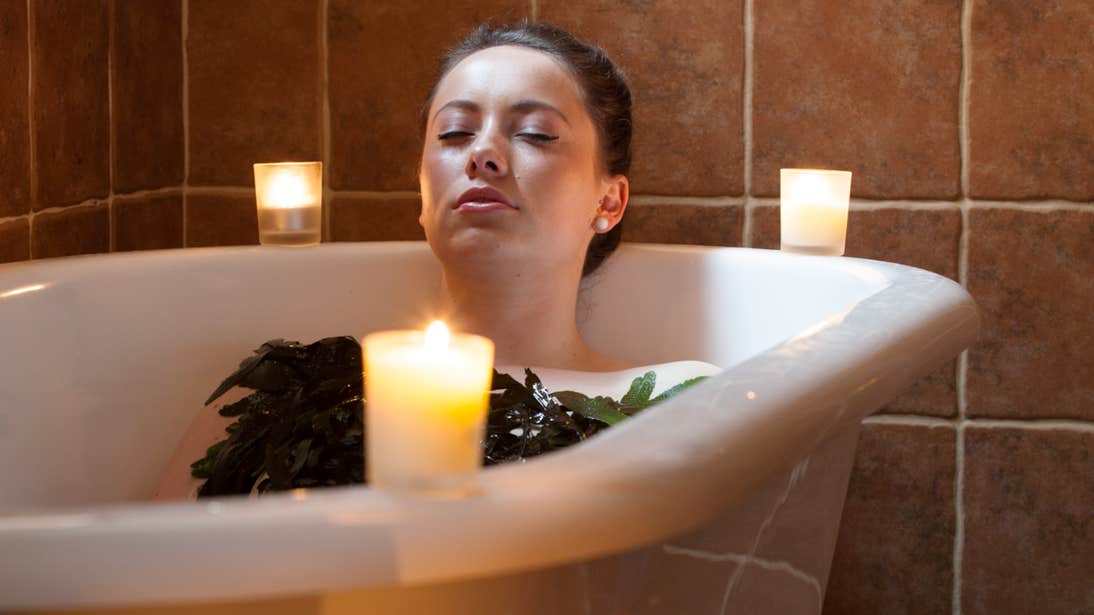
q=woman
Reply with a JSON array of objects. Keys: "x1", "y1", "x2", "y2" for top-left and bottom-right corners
[
  {"x1": 155, "y1": 22, "x2": 719, "y2": 500},
  {"x1": 418, "y1": 22, "x2": 717, "y2": 388}
]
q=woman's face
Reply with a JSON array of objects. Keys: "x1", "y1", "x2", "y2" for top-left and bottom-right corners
[{"x1": 419, "y1": 45, "x2": 621, "y2": 277}]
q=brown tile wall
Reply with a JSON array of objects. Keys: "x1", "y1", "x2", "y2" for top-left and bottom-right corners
[
  {"x1": 32, "y1": 0, "x2": 110, "y2": 210},
  {"x1": 112, "y1": 0, "x2": 184, "y2": 193},
  {"x1": 0, "y1": 0, "x2": 30, "y2": 220},
  {"x1": 187, "y1": 0, "x2": 322, "y2": 187},
  {"x1": 2, "y1": 2, "x2": 1089, "y2": 614},
  {"x1": 328, "y1": 0, "x2": 528, "y2": 192},
  {"x1": 824, "y1": 424, "x2": 957, "y2": 614},
  {"x1": 752, "y1": 0, "x2": 963, "y2": 199},
  {"x1": 540, "y1": 0, "x2": 745, "y2": 197},
  {"x1": 2, "y1": 0, "x2": 185, "y2": 260}
]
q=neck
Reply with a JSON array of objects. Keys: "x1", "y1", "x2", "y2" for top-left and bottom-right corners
[{"x1": 438, "y1": 261, "x2": 613, "y2": 370}]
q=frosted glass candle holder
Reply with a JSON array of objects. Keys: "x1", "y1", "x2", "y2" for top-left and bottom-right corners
[
  {"x1": 363, "y1": 322, "x2": 495, "y2": 496},
  {"x1": 779, "y1": 168, "x2": 853, "y2": 256},
  {"x1": 253, "y1": 161, "x2": 323, "y2": 247}
]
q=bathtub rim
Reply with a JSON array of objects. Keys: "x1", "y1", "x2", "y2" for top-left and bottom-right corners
[{"x1": 0, "y1": 243, "x2": 980, "y2": 609}]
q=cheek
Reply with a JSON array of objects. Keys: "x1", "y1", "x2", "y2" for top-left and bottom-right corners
[
  {"x1": 521, "y1": 155, "x2": 597, "y2": 229},
  {"x1": 419, "y1": 148, "x2": 454, "y2": 214}
]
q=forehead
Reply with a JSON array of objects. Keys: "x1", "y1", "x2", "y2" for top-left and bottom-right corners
[{"x1": 430, "y1": 45, "x2": 586, "y2": 118}]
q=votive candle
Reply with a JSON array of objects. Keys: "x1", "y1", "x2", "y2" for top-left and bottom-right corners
[
  {"x1": 363, "y1": 321, "x2": 494, "y2": 495},
  {"x1": 253, "y1": 161, "x2": 322, "y2": 246},
  {"x1": 779, "y1": 168, "x2": 853, "y2": 256}
]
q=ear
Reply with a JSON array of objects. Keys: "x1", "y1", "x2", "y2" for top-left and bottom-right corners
[{"x1": 598, "y1": 175, "x2": 629, "y2": 225}]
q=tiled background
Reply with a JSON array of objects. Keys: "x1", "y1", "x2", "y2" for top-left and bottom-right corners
[{"x1": 1, "y1": 1, "x2": 1091, "y2": 613}]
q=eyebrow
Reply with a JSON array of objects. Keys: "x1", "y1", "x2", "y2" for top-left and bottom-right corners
[{"x1": 432, "y1": 98, "x2": 571, "y2": 127}]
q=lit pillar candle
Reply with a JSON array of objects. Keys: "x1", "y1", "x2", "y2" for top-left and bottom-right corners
[
  {"x1": 253, "y1": 161, "x2": 323, "y2": 246},
  {"x1": 779, "y1": 168, "x2": 853, "y2": 256},
  {"x1": 363, "y1": 321, "x2": 495, "y2": 494}
]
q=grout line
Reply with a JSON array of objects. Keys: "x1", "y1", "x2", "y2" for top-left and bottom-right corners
[
  {"x1": 107, "y1": 0, "x2": 116, "y2": 252},
  {"x1": 2, "y1": 187, "x2": 181, "y2": 225},
  {"x1": 181, "y1": 0, "x2": 190, "y2": 246},
  {"x1": 959, "y1": 0, "x2": 971, "y2": 200},
  {"x1": 26, "y1": 0, "x2": 35, "y2": 258},
  {"x1": 749, "y1": 197, "x2": 1092, "y2": 210},
  {"x1": 863, "y1": 414, "x2": 955, "y2": 428},
  {"x1": 750, "y1": 198, "x2": 966, "y2": 210},
  {"x1": 0, "y1": 214, "x2": 31, "y2": 226},
  {"x1": 186, "y1": 186, "x2": 256, "y2": 195},
  {"x1": 957, "y1": 349, "x2": 969, "y2": 420},
  {"x1": 741, "y1": 0, "x2": 754, "y2": 248},
  {"x1": 954, "y1": 2, "x2": 971, "y2": 610},
  {"x1": 865, "y1": 414, "x2": 1094, "y2": 432},
  {"x1": 953, "y1": 419, "x2": 966, "y2": 615},
  {"x1": 962, "y1": 418, "x2": 1094, "y2": 433},
  {"x1": 329, "y1": 189, "x2": 421, "y2": 200},
  {"x1": 850, "y1": 200, "x2": 962, "y2": 211},
  {"x1": 966, "y1": 200, "x2": 1094, "y2": 212},
  {"x1": 112, "y1": 186, "x2": 184, "y2": 200},
  {"x1": 30, "y1": 199, "x2": 110, "y2": 217},
  {"x1": 958, "y1": 204, "x2": 970, "y2": 285},
  {"x1": 628, "y1": 195, "x2": 745, "y2": 207},
  {"x1": 742, "y1": 0, "x2": 754, "y2": 199},
  {"x1": 320, "y1": 0, "x2": 331, "y2": 243},
  {"x1": 742, "y1": 196, "x2": 753, "y2": 247}
]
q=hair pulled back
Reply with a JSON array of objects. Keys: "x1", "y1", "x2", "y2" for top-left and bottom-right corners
[{"x1": 422, "y1": 22, "x2": 632, "y2": 276}]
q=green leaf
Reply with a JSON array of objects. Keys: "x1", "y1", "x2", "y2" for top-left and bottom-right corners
[
  {"x1": 648, "y1": 376, "x2": 709, "y2": 405},
  {"x1": 189, "y1": 440, "x2": 226, "y2": 479},
  {"x1": 554, "y1": 390, "x2": 629, "y2": 426},
  {"x1": 620, "y1": 371, "x2": 657, "y2": 408},
  {"x1": 203, "y1": 340, "x2": 289, "y2": 405},
  {"x1": 288, "y1": 438, "x2": 312, "y2": 476}
]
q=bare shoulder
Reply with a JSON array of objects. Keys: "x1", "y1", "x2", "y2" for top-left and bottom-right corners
[
  {"x1": 497, "y1": 360, "x2": 722, "y2": 399},
  {"x1": 151, "y1": 390, "x2": 243, "y2": 501}
]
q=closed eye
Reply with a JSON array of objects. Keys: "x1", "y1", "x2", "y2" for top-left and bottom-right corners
[
  {"x1": 437, "y1": 131, "x2": 474, "y2": 140},
  {"x1": 517, "y1": 132, "x2": 559, "y2": 142}
]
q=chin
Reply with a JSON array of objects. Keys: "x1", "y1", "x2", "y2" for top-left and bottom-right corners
[{"x1": 434, "y1": 229, "x2": 512, "y2": 265}]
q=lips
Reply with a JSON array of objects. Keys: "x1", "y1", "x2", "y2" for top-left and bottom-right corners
[{"x1": 455, "y1": 186, "x2": 517, "y2": 212}]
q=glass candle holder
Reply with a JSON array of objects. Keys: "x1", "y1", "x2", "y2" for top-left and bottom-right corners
[
  {"x1": 779, "y1": 168, "x2": 853, "y2": 256},
  {"x1": 253, "y1": 161, "x2": 323, "y2": 246},
  {"x1": 363, "y1": 321, "x2": 495, "y2": 496}
]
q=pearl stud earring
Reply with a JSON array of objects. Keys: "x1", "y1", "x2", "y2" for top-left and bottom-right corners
[{"x1": 594, "y1": 197, "x2": 611, "y2": 232}]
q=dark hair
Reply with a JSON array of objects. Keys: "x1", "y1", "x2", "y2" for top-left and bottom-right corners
[{"x1": 422, "y1": 22, "x2": 632, "y2": 276}]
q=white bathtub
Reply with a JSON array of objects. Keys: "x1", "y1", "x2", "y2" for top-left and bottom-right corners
[{"x1": 0, "y1": 243, "x2": 978, "y2": 614}]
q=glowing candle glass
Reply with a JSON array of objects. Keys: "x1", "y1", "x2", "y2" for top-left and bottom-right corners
[
  {"x1": 363, "y1": 321, "x2": 495, "y2": 495},
  {"x1": 779, "y1": 168, "x2": 853, "y2": 256},
  {"x1": 253, "y1": 161, "x2": 322, "y2": 246}
]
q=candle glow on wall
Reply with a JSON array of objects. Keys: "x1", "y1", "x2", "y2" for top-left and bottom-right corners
[
  {"x1": 253, "y1": 161, "x2": 323, "y2": 246},
  {"x1": 363, "y1": 321, "x2": 495, "y2": 495},
  {"x1": 779, "y1": 168, "x2": 853, "y2": 256}
]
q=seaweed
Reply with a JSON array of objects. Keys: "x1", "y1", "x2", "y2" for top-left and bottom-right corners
[
  {"x1": 193, "y1": 337, "x2": 364, "y2": 497},
  {"x1": 192, "y1": 337, "x2": 707, "y2": 497}
]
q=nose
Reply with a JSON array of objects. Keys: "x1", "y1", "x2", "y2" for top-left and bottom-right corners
[{"x1": 465, "y1": 130, "x2": 509, "y2": 178}]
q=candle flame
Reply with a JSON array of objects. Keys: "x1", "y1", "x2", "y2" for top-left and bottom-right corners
[
  {"x1": 780, "y1": 169, "x2": 852, "y2": 207},
  {"x1": 424, "y1": 320, "x2": 450, "y2": 353},
  {"x1": 265, "y1": 171, "x2": 314, "y2": 208}
]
